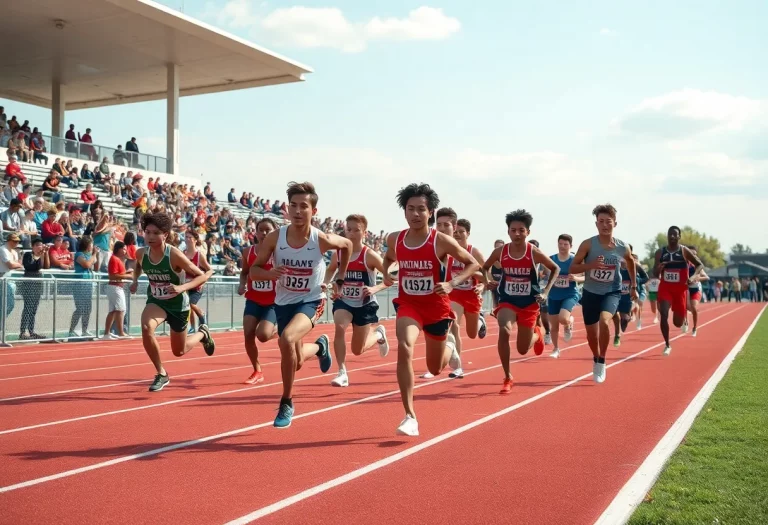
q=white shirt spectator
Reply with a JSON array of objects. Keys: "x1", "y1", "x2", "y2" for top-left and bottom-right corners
[
  {"x1": 0, "y1": 208, "x2": 22, "y2": 231},
  {"x1": 23, "y1": 217, "x2": 38, "y2": 235},
  {"x1": 0, "y1": 245, "x2": 19, "y2": 275}
]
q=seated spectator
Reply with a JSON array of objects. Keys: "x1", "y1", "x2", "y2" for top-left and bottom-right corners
[
  {"x1": 6, "y1": 131, "x2": 30, "y2": 162},
  {"x1": 31, "y1": 198, "x2": 47, "y2": 229},
  {"x1": 228, "y1": 188, "x2": 237, "y2": 203},
  {"x1": 62, "y1": 166, "x2": 81, "y2": 188},
  {"x1": 220, "y1": 236, "x2": 242, "y2": 266},
  {"x1": 41, "y1": 210, "x2": 65, "y2": 244},
  {"x1": 41, "y1": 169, "x2": 62, "y2": 203},
  {"x1": 21, "y1": 209, "x2": 38, "y2": 240},
  {"x1": 30, "y1": 132, "x2": 48, "y2": 165},
  {"x1": 0, "y1": 128, "x2": 10, "y2": 149},
  {"x1": 2, "y1": 198, "x2": 27, "y2": 246},
  {"x1": 3, "y1": 177, "x2": 21, "y2": 202},
  {"x1": 239, "y1": 192, "x2": 251, "y2": 208},
  {"x1": 80, "y1": 184, "x2": 97, "y2": 211},
  {"x1": 99, "y1": 157, "x2": 110, "y2": 181},
  {"x1": 4, "y1": 156, "x2": 27, "y2": 184},
  {"x1": 69, "y1": 208, "x2": 87, "y2": 237},
  {"x1": 222, "y1": 259, "x2": 238, "y2": 276},
  {"x1": 48, "y1": 236, "x2": 74, "y2": 269},
  {"x1": 80, "y1": 163, "x2": 94, "y2": 181}
]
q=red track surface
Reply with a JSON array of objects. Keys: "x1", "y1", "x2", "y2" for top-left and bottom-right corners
[{"x1": 0, "y1": 301, "x2": 761, "y2": 525}]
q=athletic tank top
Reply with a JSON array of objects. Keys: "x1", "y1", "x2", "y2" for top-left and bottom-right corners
[
  {"x1": 498, "y1": 242, "x2": 540, "y2": 308},
  {"x1": 620, "y1": 266, "x2": 632, "y2": 296},
  {"x1": 445, "y1": 244, "x2": 477, "y2": 291},
  {"x1": 394, "y1": 228, "x2": 448, "y2": 309},
  {"x1": 274, "y1": 225, "x2": 326, "y2": 306},
  {"x1": 337, "y1": 246, "x2": 377, "y2": 308},
  {"x1": 583, "y1": 236, "x2": 627, "y2": 295},
  {"x1": 184, "y1": 250, "x2": 204, "y2": 293},
  {"x1": 245, "y1": 245, "x2": 276, "y2": 306},
  {"x1": 548, "y1": 253, "x2": 578, "y2": 300},
  {"x1": 659, "y1": 246, "x2": 688, "y2": 288},
  {"x1": 687, "y1": 263, "x2": 701, "y2": 291},
  {"x1": 647, "y1": 278, "x2": 660, "y2": 293},
  {"x1": 142, "y1": 244, "x2": 190, "y2": 312},
  {"x1": 490, "y1": 263, "x2": 504, "y2": 284}
]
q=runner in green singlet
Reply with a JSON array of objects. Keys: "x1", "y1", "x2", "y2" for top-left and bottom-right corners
[{"x1": 130, "y1": 212, "x2": 216, "y2": 392}]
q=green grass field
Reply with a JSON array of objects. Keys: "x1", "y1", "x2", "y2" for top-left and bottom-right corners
[{"x1": 629, "y1": 308, "x2": 768, "y2": 525}]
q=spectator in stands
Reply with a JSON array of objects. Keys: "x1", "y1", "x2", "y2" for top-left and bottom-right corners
[
  {"x1": 70, "y1": 236, "x2": 99, "y2": 338},
  {"x1": 4, "y1": 155, "x2": 26, "y2": 184},
  {"x1": 69, "y1": 208, "x2": 86, "y2": 237},
  {"x1": 48, "y1": 236, "x2": 74, "y2": 270},
  {"x1": 220, "y1": 236, "x2": 242, "y2": 266},
  {"x1": 239, "y1": 191, "x2": 251, "y2": 208},
  {"x1": 92, "y1": 214, "x2": 113, "y2": 272},
  {"x1": 6, "y1": 131, "x2": 29, "y2": 162},
  {"x1": 0, "y1": 106, "x2": 5, "y2": 128},
  {"x1": 0, "y1": 128, "x2": 10, "y2": 149},
  {"x1": 1, "y1": 198, "x2": 26, "y2": 246},
  {"x1": 81, "y1": 183, "x2": 98, "y2": 212},
  {"x1": 41, "y1": 168, "x2": 62, "y2": 202},
  {"x1": 125, "y1": 137, "x2": 139, "y2": 167},
  {"x1": 30, "y1": 132, "x2": 48, "y2": 165},
  {"x1": 103, "y1": 241, "x2": 133, "y2": 339},
  {"x1": 31, "y1": 198, "x2": 46, "y2": 229},
  {"x1": 3, "y1": 177, "x2": 20, "y2": 201},
  {"x1": 99, "y1": 158, "x2": 110, "y2": 182},
  {"x1": 123, "y1": 231, "x2": 137, "y2": 270},
  {"x1": 41, "y1": 210, "x2": 64, "y2": 244},
  {"x1": 65, "y1": 125, "x2": 77, "y2": 155},
  {"x1": 80, "y1": 163, "x2": 94, "y2": 182},
  {"x1": 228, "y1": 188, "x2": 237, "y2": 203},
  {"x1": 7, "y1": 116, "x2": 19, "y2": 132},
  {"x1": 0, "y1": 233, "x2": 22, "y2": 325},
  {"x1": 19, "y1": 238, "x2": 49, "y2": 340},
  {"x1": 62, "y1": 166, "x2": 80, "y2": 188},
  {"x1": 21, "y1": 209, "x2": 38, "y2": 242},
  {"x1": 78, "y1": 128, "x2": 96, "y2": 161},
  {"x1": 113, "y1": 145, "x2": 127, "y2": 166}
]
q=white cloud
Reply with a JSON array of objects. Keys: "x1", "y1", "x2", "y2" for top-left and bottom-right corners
[
  {"x1": 599, "y1": 28, "x2": 618, "y2": 37},
  {"x1": 615, "y1": 89, "x2": 765, "y2": 139},
  {"x1": 208, "y1": 3, "x2": 461, "y2": 52}
]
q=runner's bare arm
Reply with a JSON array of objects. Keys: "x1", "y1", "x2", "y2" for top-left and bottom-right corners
[
  {"x1": 624, "y1": 246, "x2": 638, "y2": 291},
  {"x1": 652, "y1": 249, "x2": 664, "y2": 278},
  {"x1": 381, "y1": 232, "x2": 398, "y2": 287},
  {"x1": 568, "y1": 240, "x2": 594, "y2": 274},
  {"x1": 436, "y1": 232, "x2": 482, "y2": 288},
  {"x1": 171, "y1": 247, "x2": 213, "y2": 293},
  {"x1": 682, "y1": 246, "x2": 705, "y2": 281},
  {"x1": 130, "y1": 248, "x2": 144, "y2": 293},
  {"x1": 250, "y1": 230, "x2": 281, "y2": 281},
  {"x1": 532, "y1": 247, "x2": 560, "y2": 296},
  {"x1": 323, "y1": 251, "x2": 339, "y2": 286},
  {"x1": 364, "y1": 248, "x2": 391, "y2": 294},
  {"x1": 470, "y1": 246, "x2": 487, "y2": 283},
  {"x1": 239, "y1": 248, "x2": 251, "y2": 294},
  {"x1": 198, "y1": 250, "x2": 211, "y2": 272},
  {"x1": 319, "y1": 232, "x2": 353, "y2": 278}
]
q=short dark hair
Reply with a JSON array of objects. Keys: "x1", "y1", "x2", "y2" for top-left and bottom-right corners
[
  {"x1": 78, "y1": 235, "x2": 93, "y2": 252},
  {"x1": 668, "y1": 225, "x2": 681, "y2": 236},
  {"x1": 457, "y1": 218, "x2": 471, "y2": 232},
  {"x1": 113, "y1": 241, "x2": 126, "y2": 254},
  {"x1": 558, "y1": 234, "x2": 573, "y2": 244},
  {"x1": 505, "y1": 209, "x2": 533, "y2": 229},
  {"x1": 141, "y1": 212, "x2": 174, "y2": 234},
  {"x1": 529, "y1": 239, "x2": 539, "y2": 247},
  {"x1": 31, "y1": 237, "x2": 43, "y2": 246},
  {"x1": 396, "y1": 183, "x2": 440, "y2": 226},
  {"x1": 286, "y1": 181, "x2": 318, "y2": 207},
  {"x1": 593, "y1": 204, "x2": 617, "y2": 220},
  {"x1": 494, "y1": 239, "x2": 505, "y2": 245},
  {"x1": 436, "y1": 207, "x2": 457, "y2": 224},
  {"x1": 257, "y1": 217, "x2": 278, "y2": 230}
]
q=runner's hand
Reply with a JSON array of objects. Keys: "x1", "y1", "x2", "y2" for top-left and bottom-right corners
[
  {"x1": 474, "y1": 283, "x2": 484, "y2": 296},
  {"x1": 630, "y1": 288, "x2": 639, "y2": 301},
  {"x1": 363, "y1": 286, "x2": 375, "y2": 298},
  {"x1": 435, "y1": 281, "x2": 454, "y2": 296},
  {"x1": 383, "y1": 273, "x2": 396, "y2": 287},
  {"x1": 266, "y1": 267, "x2": 286, "y2": 280},
  {"x1": 535, "y1": 292, "x2": 548, "y2": 305},
  {"x1": 237, "y1": 283, "x2": 246, "y2": 295},
  {"x1": 129, "y1": 281, "x2": 138, "y2": 294},
  {"x1": 487, "y1": 279, "x2": 499, "y2": 290},
  {"x1": 330, "y1": 282, "x2": 340, "y2": 300}
]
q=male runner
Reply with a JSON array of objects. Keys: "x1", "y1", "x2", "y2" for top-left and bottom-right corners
[
  {"x1": 616, "y1": 250, "x2": 648, "y2": 334},
  {"x1": 647, "y1": 275, "x2": 660, "y2": 324},
  {"x1": 490, "y1": 239, "x2": 505, "y2": 314},
  {"x1": 483, "y1": 210, "x2": 559, "y2": 394},
  {"x1": 249, "y1": 182, "x2": 351, "y2": 428},
  {"x1": 238, "y1": 218, "x2": 279, "y2": 384},
  {"x1": 570, "y1": 204, "x2": 637, "y2": 383},
  {"x1": 130, "y1": 212, "x2": 216, "y2": 392},
  {"x1": 653, "y1": 227, "x2": 704, "y2": 355},
  {"x1": 529, "y1": 239, "x2": 552, "y2": 345},
  {"x1": 686, "y1": 246, "x2": 709, "y2": 337},
  {"x1": 632, "y1": 256, "x2": 648, "y2": 329},
  {"x1": 325, "y1": 214, "x2": 390, "y2": 387},
  {"x1": 382, "y1": 183, "x2": 482, "y2": 437},
  {"x1": 548, "y1": 234, "x2": 583, "y2": 359}
]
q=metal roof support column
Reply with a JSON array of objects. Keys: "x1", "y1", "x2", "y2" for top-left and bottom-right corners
[
  {"x1": 52, "y1": 81, "x2": 65, "y2": 141},
  {"x1": 167, "y1": 63, "x2": 180, "y2": 175}
]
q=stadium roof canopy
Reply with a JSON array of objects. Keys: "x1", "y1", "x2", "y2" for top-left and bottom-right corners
[{"x1": 0, "y1": 0, "x2": 312, "y2": 110}]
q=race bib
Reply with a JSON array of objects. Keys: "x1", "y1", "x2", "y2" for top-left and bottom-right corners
[
  {"x1": 663, "y1": 270, "x2": 681, "y2": 283},
  {"x1": 282, "y1": 275, "x2": 310, "y2": 292},
  {"x1": 621, "y1": 281, "x2": 630, "y2": 294},
  {"x1": 648, "y1": 279, "x2": 660, "y2": 292},
  {"x1": 554, "y1": 276, "x2": 570, "y2": 288},
  {"x1": 505, "y1": 279, "x2": 531, "y2": 296},
  {"x1": 150, "y1": 282, "x2": 177, "y2": 300},
  {"x1": 251, "y1": 280, "x2": 274, "y2": 292},
  {"x1": 341, "y1": 282, "x2": 364, "y2": 299},
  {"x1": 402, "y1": 276, "x2": 434, "y2": 295},
  {"x1": 590, "y1": 268, "x2": 615, "y2": 283}
]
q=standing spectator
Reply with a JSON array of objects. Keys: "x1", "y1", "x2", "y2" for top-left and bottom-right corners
[
  {"x1": 92, "y1": 214, "x2": 113, "y2": 272},
  {"x1": 113, "y1": 145, "x2": 127, "y2": 166},
  {"x1": 0, "y1": 234, "x2": 22, "y2": 328},
  {"x1": 65, "y1": 124, "x2": 77, "y2": 155},
  {"x1": 19, "y1": 238, "x2": 49, "y2": 340},
  {"x1": 79, "y1": 128, "x2": 96, "y2": 161},
  {"x1": 125, "y1": 137, "x2": 139, "y2": 167},
  {"x1": 30, "y1": 132, "x2": 49, "y2": 165},
  {"x1": 69, "y1": 236, "x2": 99, "y2": 338},
  {"x1": 103, "y1": 242, "x2": 133, "y2": 339}
]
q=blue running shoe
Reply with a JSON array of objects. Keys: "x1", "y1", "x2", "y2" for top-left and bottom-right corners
[
  {"x1": 315, "y1": 334, "x2": 332, "y2": 373},
  {"x1": 274, "y1": 401, "x2": 294, "y2": 428}
]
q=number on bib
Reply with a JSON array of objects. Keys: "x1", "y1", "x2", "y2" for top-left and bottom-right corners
[
  {"x1": 402, "y1": 276, "x2": 434, "y2": 295},
  {"x1": 283, "y1": 275, "x2": 310, "y2": 292},
  {"x1": 150, "y1": 282, "x2": 176, "y2": 299},
  {"x1": 621, "y1": 281, "x2": 630, "y2": 294},
  {"x1": 504, "y1": 279, "x2": 531, "y2": 296},
  {"x1": 251, "y1": 280, "x2": 274, "y2": 292},
  {"x1": 554, "y1": 276, "x2": 570, "y2": 288},
  {"x1": 663, "y1": 270, "x2": 681, "y2": 283},
  {"x1": 590, "y1": 268, "x2": 615, "y2": 283},
  {"x1": 341, "y1": 283, "x2": 363, "y2": 299}
]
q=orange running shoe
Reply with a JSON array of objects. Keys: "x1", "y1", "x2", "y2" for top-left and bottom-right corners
[
  {"x1": 499, "y1": 377, "x2": 513, "y2": 394},
  {"x1": 533, "y1": 325, "x2": 545, "y2": 356},
  {"x1": 244, "y1": 371, "x2": 264, "y2": 385}
]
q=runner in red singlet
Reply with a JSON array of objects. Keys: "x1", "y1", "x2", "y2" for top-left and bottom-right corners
[
  {"x1": 238, "y1": 218, "x2": 279, "y2": 384},
  {"x1": 183, "y1": 230, "x2": 210, "y2": 333},
  {"x1": 382, "y1": 183, "x2": 483, "y2": 437}
]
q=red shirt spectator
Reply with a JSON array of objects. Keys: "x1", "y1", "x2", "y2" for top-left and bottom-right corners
[
  {"x1": 49, "y1": 238, "x2": 74, "y2": 269},
  {"x1": 4, "y1": 159, "x2": 27, "y2": 184},
  {"x1": 108, "y1": 253, "x2": 126, "y2": 278},
  {"x1": 81, "y1": 185, "x2": 97, "y2": 204},
  {"x1": 41, "y1": 212, "x2": 65, "y2": 241}
]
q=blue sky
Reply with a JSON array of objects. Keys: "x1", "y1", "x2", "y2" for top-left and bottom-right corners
[{"x1": 4, "y1": 0, "x2": 767, "y2": 257}]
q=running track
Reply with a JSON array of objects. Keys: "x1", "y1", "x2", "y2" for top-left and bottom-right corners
[{"x1": 0, "y1": 301, "x2": 762, "y2": 524}]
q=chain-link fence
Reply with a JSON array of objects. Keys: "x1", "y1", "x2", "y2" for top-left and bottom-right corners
[{"x1": 0, "y1": 274, "x2": 497, "y2": 346}]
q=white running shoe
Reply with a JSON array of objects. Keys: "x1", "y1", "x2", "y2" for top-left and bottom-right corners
[
  {"x1": 396, "y1": 415, "x2": 419, "y2": 436},
  {"x1": 375, "y1": 325, "x2": 389, "y2": 357},
  {"x1": 544, "y1": 333, "x2": 552, "y2": 345},
  {"x1": 663, "y1": 345, "x2": 672, "y2": 356},
  {"x1": 691, "y1": 329, "x2": 697, "y2": 338},
  {"x1": 636, "y1": 319, "x2": 643, "y2": 330},
  {"x1": 551, "y1": 348, "x2": 560, "y2": 359},
  {"x1": 681, "y1": 321, "x2": 689, "y2": 334},
  {"x1": 449, "y1": 367, "x2": 464, "y2": 378},
  {"x1": 447, "y1": 334, "x2": 461, "y2": 371},
  {"x1": 563, "y1": 319, "x2": 573, "y2": 342},
  {"x1": 420, "y1": 371, "x2": 435, "y2": 379},
  {"x1": 592, "y1": 362, "x2": 599, "y2": 382},
  {"x1": 653, "y1": 317, "x2": 659, "y2": 324},
  {"x1": 331, "y1": 369, "x2": 349, "y2": 387},
  {"x1": 595, "y1": 362, "x2": 606, "y2": 383}
]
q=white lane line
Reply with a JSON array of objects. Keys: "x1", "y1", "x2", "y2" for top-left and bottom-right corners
[
  {"x1": 0, "y1": 306, "x2": 738, "y2": 494},
  {"x1": 220, "y1": 305, "x2": 747, "y2": 524},
  {"x1": 593, "y1": 303, "x2": 766, "y2": 525}
]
